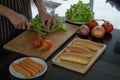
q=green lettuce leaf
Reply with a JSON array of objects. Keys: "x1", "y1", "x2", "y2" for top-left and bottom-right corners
[
  {"x1": 30, "y1": 14, "x2": 67, "y2": 32},
  {"x1": 65, "y1": 0, "x2": 94, "y2": 22}
]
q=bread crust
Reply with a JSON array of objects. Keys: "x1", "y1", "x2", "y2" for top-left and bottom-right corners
[
  {"x1": 72, "y1": 38, "x2": 99, "y2": 51},
  {"x1": 65, "y1": 45, "x2": 94, "y2": 57},
  {"x1": 60, "y1": 53, "x2": 89, "y2": 64}
]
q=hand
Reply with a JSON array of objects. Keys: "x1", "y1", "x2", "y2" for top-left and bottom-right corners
[
  {"x1": 40, "y1": 12, "x2": 59, "y2": 32},
  {"x1": 6, "y1": 11, "x2": 31, "y2": 30}
]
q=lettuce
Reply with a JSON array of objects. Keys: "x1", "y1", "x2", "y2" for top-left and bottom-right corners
[
  {"x1": 30, "y1": 14, "x2": 67, "y2": 32},
  {"x1": 65, "y1": 0, "x2": 94, "y2": 22}
]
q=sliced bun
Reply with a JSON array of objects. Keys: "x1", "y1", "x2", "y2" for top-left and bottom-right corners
[
  {"x1": 72, "y1": 38, "x2": 99, "y2": 51},
  {"x1": 60, "y1": 53, "x2": 89, "y2": 65},
  {"x1": 65, "y1": 45, "x2": 94, "y2": 57}
]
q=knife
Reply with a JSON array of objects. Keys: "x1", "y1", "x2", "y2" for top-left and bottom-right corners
[{"x1": 39, "y1": 29, "x2": 49, "y2": 34}]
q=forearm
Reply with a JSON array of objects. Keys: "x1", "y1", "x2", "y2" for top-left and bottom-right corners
[
  {"x1": 33, "y1": 0, "x2": 47, "y2": 14},
  {"x1": 0, "y1": 4, "x2": 14, "y2": 17}
]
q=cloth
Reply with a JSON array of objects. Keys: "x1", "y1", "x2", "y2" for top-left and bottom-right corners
[{"x1": 0, "y1": 0, "x2": 32, "y2": 47}]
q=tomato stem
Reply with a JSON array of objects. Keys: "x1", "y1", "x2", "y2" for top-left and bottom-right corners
[
  {"x1": 94, "y1": 19, "x2": 104, "y2": 21},
  {"x1": 94, "y1": 19, "x2": 109, "y2": 23}
]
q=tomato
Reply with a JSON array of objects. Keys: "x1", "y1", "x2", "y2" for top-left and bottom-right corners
[
  {"x1": 91, "y1": 26, "x2": 105, "y2": 38},
  {"x1": 42, "y1": 40, "x2": 53, "y2": 50},
  {"x1": 102, "y1": 22, "x2": 114, "y2": 33},
  {"x1": 33, "y1": 37, "x2": 43, "y2": 48},
  {"x1": 87, "y1": 20, "x2": 98, "y2": 29}
]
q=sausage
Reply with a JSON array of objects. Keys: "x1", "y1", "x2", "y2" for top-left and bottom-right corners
[
  {"x1": 73, "y1": 38, "x2": 99, "y2": 51},
  {"x1": 18, "y1": 62, "x2": 37, "y2": 76},
  {"x1": 23, "y1": 58, "x2": 44, "y2": 72},
  {"x1": 26, "y1": 58, "x2": 45, "y2": 69},
  {"x1": 33, "y1": 61, "x2": 45, "y2": 70},
  {"x1": 20, "y1": 60, "x2": 39, "y2": 74},
  {"x1": 65, "y1": 45, "x2": 94, "y2": 57},
  {"x1": 11, "y1": 63, "x2": 31, "y2": 77}
]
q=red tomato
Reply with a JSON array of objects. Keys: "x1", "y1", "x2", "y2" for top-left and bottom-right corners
[
  {"x1": 33, "y1": 37, "x2": 43, "y2": 48},
  {"x1": 87, "y1": 20, "x2": 98, "y2": 29},
  {"x1": 102, "y1": 22, "x2": 114, "y2": 33},
  {"x1": 42, "y1": 40, "x2": 53, "y2": 50},
  {"x1": 91, "y1": 26, "x2": 105, "y2": 38}
]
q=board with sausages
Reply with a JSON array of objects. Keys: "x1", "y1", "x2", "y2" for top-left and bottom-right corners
[{"x1": 52, "y1": 38, "x2": 106, "y2": 74}]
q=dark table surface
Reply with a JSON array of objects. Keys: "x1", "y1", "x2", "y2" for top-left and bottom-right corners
[{"x1": 1, "y1": 0, "x2": 120, "y2": 80}]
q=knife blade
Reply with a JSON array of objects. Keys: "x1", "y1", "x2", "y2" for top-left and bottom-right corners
[
  {"x1": 39, "y1": 29, "x2": 52, "y2": 39},
  {"x1": 40, "y1": 29, "x2": 49, "y2": 34}
]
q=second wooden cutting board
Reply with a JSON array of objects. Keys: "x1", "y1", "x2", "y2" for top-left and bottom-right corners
[{"x1": 3, "y1": 23, "x2": 80, "y2": 60}]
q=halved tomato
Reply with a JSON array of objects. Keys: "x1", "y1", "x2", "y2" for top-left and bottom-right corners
[
  {"x1": 33, "y1": 37, "x2": 43, "y2": 48},
  {"x1": 42, "y1": 40, "x2": 53, "y2": 50}
]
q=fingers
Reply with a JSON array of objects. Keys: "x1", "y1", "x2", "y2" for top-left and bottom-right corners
[
  {"x1": 14, "y1": 20, "x2": 31, "y2": 30},
  {"x1": 22, "y1": 22, "x2": 26, "y2": 30},
  {"x1": 41, "y1": 20, "x2": 47, "y2": 31},
  {"x1": 25, "y1": 21, "x2": 31, "y2": 30},
  {"x1": 47, "y1": 17, "x2": 53, "y2": 32},
  {"x1": 51, "y1": 16, "x2": 59, "y2": 30},
  {"x1": 46, "y1": 16, "x2": 59, "y2": 32}
]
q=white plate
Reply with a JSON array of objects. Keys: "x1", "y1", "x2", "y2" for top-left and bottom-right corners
[
  {"x1": 66, "y1": 19, "x2": 87, "y2": 25},
  {"x1": 9, "y1": 57, "x2": 47, "y2": 79}
]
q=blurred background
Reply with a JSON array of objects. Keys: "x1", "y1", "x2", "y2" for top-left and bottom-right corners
[{"x1": 30, "y1": 0, "x2": 120, "y2": 29}]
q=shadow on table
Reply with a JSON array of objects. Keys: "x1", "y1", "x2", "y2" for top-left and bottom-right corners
[{"x1": 9, "y1": 71, "x2": 47, "y2": 80}]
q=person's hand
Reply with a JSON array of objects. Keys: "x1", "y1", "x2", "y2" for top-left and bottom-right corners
[
  {"x1": 40, "y1": 11, "x2": 59, "y2": 32},
  {"x1": 6, "y1": 11, "x2": 31, "y2": 30}
]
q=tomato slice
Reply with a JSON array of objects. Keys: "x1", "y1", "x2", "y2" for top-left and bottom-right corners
[{"x1": 42, "y1": 40, "x2": 53, "y2": 50}]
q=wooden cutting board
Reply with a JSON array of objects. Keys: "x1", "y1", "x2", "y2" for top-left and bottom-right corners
[
  {"x1": 52, "y1": 38, "x2": 106, "y2": 74},
  {"x1": 3, "y1": 23, "x2": 80, "y2": 60}
]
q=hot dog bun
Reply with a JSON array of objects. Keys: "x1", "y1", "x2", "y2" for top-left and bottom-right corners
[
  {"x1": 65, "y1": 45, "x2": 94, "y2": 57},
  {"x1": 60, "y1": 53, "x2": 89, "y2": 65},
  {"x1": 72, "y1": 38, "x2": 99, "y2": 51}
]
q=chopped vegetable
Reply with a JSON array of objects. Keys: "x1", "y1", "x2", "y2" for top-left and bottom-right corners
[
  {"x1": 30, "y1": 14, "x2": 67, "y2": 32},
  {"x1": 30, "y1": 15, "x2": 43, "y2": 31},
  {"x1": 53, "y1": 14, "x2": 67, "y2": 32},
  {"x1": 65, "y1": 0, "x2": 94, "y2": 22}
]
